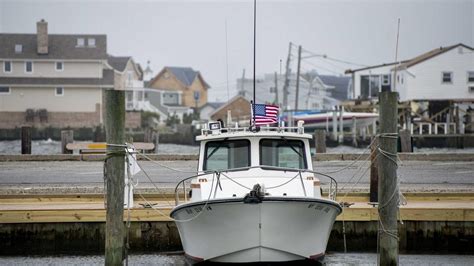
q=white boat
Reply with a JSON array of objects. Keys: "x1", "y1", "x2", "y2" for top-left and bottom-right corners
[
  {"x1": 170, "y1": 122, "x2": 342, "y2": 264},
  {"x1": 286, "y1": 111, "x2": 378, "y2": 130}
]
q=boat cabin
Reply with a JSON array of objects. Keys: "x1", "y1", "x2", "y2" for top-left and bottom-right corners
[{"x1": 184, "y1": 122, "x2": 324, "y2": 203}]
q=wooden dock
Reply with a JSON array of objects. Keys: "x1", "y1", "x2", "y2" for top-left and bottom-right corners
[{"x1": 1, "y1": 193, "x2": 473, "y2": 224}]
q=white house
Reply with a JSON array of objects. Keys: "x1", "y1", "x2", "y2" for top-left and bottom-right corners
[
  {"x1": 393, "y1": 44, "x2": 474, "y2": 102},
  {"x1": 346, "y1": 43, "x2": 474, "y2": 102}
]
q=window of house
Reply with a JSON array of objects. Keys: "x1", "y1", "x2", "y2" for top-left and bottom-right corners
[
  {"x1": 15, "y1": 44, "x2": 22, "y2": 53},
  {"x1": 77, "y1": 38, "x2": 85, "y2": 47},
  {"x1": 55, "y1": 62, "x2": 64, "y2": 71},
  {"x1": 88, "y1": 38, "x2": 96, "y2": 47},
  {"x1": 469, "y1": 86, "x2": 474, "y2": 93},
  {"x1": 442, "y1": 72, "x2": 452, "y2": 83},
  {"x1": 25, "y1": 61, "x2": 33, "y2": 73},
  {"x1": 382, "y1": 75, "x2": 390, "y2": 85},
  {"x1": 467, "y1": 71, "x2": 474, "y2": 83},
  {"x1": 4, "y1": 61, "x2": 12, "y2": 73},
  {"x1": 55, "y1": 87, "x2": 64, "y2": 96},
  {"x1": 360, "y1": 75, "x2": 381, "y2": 99},
  {"x1": 0, "y1": 86, "x2": 10, "y2": 94}
]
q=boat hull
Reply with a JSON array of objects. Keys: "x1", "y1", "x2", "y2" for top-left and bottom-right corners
[{"x1": 170, "y1": 197, "x2": 342, "y2": 263}]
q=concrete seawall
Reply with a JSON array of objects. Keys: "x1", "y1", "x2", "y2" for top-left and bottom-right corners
[{"x1": 1, "y1": 221, "x2": 473, "y2": 256}]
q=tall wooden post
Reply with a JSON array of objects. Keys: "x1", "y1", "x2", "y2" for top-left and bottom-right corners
[
  {"x1": 339, "y1": 106, "x2": 344, "y2": 143},
  {"x1": 61, "y1": 130, "x2": 74, "y2": 154},
  {"x1": 369, "y1": 136, "x2": 378, "y2": 202},
  {"x1": 104, "y1": 89, "x2": 126, "y2": 266},
  {"x1": 399, "y1": 129, "x2": 412, "y2": 153},
  {"x1": 21, "y1": 126, "x2": 32, "y2": 154},
  {"x1": 377, "y1": 91, "x2": 399, "y2": 265},
  {"x1": 314, "y1": 130, "x2": 326, "y2": 153}
]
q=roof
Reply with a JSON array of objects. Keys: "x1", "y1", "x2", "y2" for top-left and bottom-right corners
[
  {"x1": 196, "y1": 129, "x2": 313, "y2": 141},
  {"x1": 201, "y1": 102, "x2": 225, "y2": 110},
  {"x1": 209, "y1": 95, "x2": 250, "y2": 117},
  {"x1": 345, "y1": 61, "x2": 409, "y2": 74},
  {"x1": 149, "y1": 66, "x2": 211, "y2": 89},
  {"x1": 0, "y1": 69, "x2": 114, "y2": 87},
  {"x1": 318, "y1": 75, "x2": 351, "y2": 101},
  {"x1": 107, "y1": 55, "x2": 131, "y2": 72},
  {"x1": 0, "y1": 33, "x2": 107, "y2": 60},
  {"x1": 393, "y1": 43, "x2": 473, "y2": 70}
]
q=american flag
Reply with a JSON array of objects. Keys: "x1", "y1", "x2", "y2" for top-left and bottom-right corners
[{"x1": 253, "y1": 103, "x2": 279, "y2": 125}]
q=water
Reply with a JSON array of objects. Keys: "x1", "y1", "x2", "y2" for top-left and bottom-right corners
[
  {"x1": 0, "y1": 253, "x2": 472, "y2": 265},
  {"x1": 1, "y1": 140, "x2": 473, "y2": 155}
]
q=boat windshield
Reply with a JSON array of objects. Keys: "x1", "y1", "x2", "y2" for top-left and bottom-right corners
[
  {"x1": 260, "y1": 138, "x2": 307, "y2": 169},
  {"x1": 203, "y1": 139, "x2": 250, "y2": 171}
]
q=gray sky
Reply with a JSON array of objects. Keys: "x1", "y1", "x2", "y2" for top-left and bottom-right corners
[{"x1": 1, "y1": 0, "x2": 473, "y2": 101}]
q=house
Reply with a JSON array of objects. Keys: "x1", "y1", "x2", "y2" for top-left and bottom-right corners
[
  {"x1": 393, "y1": 44, "x2": 474, "y2": 102},
  {"x1": 346, "y1": 43, "x2": 474, "y2": 102},
  {"x1": 148, "y1": 66, "x2": 210, "y2": 109},
  {"x1": 210, "y1": 95, "x2": 251, "y2": 123},
  {"x1": 318, "y1": 75, "x2": 351, "y2": 102},
  {"x1": 199, "y1": 102, "x2": 224, "y2": 121},
  {"x1": 0, "y1": 20, "x2": 112, "y2": 129},
  {"x1": 0, "y1": 19, "x2": 145, "y2": 130},
  {"x1": 236, "y1": 72, "x2": 333, "y2": 110}
]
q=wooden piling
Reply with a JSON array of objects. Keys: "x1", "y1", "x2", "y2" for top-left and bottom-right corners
[
  {"x1": 104, "y1": 89, "x2": 126, "y2": 266},
  {"x1": 21, "y1": 126, "x2": 32, "y2": 154},
  {"x1": 332, "y1": 109, "x2": 338, "y2": 141},
  {"x1": 399, "y1": 129, "x2": 412, "y2": 153},
  {"x1": 61, "y1": 130, "x2": 74, "y2": 154},
  {"x1": 351, "y1": 116, "x2": 357, "y2": 147},
  {"x1": 339, "y1": 106, "x2": 344, "y2": 143},
  {"x1": 377, "y1": 91, "x2": 399, "y2": 265},
  {"x1": 369, "y1": 136, "x2": 378, "y2": 203},
  {"x1": 314, "y1": 130, "x2": 326, "y2": 153}
]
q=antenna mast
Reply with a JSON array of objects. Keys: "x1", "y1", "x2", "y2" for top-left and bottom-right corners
[{"x1": 252, "y1": 0, "x2": 257, "y2": 126}]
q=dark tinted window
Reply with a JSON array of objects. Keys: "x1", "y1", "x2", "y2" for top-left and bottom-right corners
[
  {"x1": 260, "y1": 139, "x2": 307, "y2": 169},
  {"x1": 204, "y1": 140, "x2": 250, "y2": 171}
]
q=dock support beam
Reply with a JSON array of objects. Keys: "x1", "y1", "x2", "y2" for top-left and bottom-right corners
[
  {"x1": 104, "y1": 89, "x2": 126, "y2": 266},
  {"x1": 21, "y1": 126, "x2": 32, "y2": 154},
  {"x1": 377, "y1": 91, "x2": 399, "y2": 266},
  {"x1": 61, "y1": 130, "x2": 74, "y2": 154},
  {"x1": 314, "y1": 130, "x2": 326, "y2": 153}
]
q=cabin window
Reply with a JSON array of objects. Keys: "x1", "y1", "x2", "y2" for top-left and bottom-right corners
[
  {"x1": 467, "y1": 71, "x2": 474, "y2": 83},
  {"x1": 260, "y1": 139, "x2": 307, "y2": 169},
  {"x1": 203, "y1": 140, "x2": 250, "y2": 171},
  {"x1": 442, "y1": 72, "x2": 452, "y2": 83}
]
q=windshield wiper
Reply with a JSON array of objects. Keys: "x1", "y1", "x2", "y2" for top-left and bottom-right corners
[
  {"x1": 206, "y1": 137, "x2": 229, "y2": 159},
  {"x1": 281, "y1": 137, "x2": 304, "y2": 159}
]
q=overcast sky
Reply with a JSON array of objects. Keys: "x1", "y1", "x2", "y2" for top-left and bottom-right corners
[{"x1": 1, "y1": 0, "x2": 473, "y2": 101}]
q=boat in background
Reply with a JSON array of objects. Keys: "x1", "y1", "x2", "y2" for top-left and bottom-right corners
[{"x1": 283, "y1": 111, "x2": 378, "y2": 130}]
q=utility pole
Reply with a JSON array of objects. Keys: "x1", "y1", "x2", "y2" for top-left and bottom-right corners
[
  {"x1": 294, "y1": 45, "x2": 302, "y2": 111},
  {"x1": 273, "y1": 71, "x2": 279, "y2": 104},
  {"x1": 282, "y1": 42, "x2": 292, "y2": 110},
  {"x1": 104, "y1": 89, "x2": 126, "y2": 266},
  {"x1": 377, "y1": 91, "x2": 399, "y2": 266}
]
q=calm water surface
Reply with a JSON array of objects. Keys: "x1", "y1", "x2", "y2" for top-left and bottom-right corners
[{"x1": 0, "y1": 253, "x2": 473, "y2": 265}]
